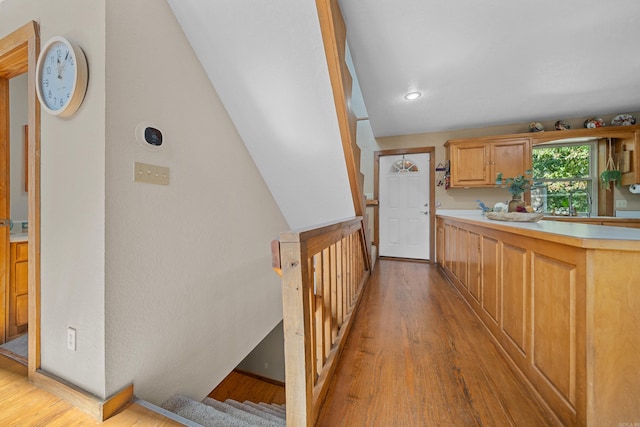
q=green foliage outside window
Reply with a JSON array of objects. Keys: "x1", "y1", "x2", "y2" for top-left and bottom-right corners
[{"x1": 532, "y1": 145, "x2": 593, "y2": 215}]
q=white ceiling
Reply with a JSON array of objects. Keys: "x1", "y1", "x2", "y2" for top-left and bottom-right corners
[
  {"x1": 167, "y1": 0, "x2": 640, "y2": 226},
  {"x1": 339, "y1": 0, "x2": 640, "y2": 137}
]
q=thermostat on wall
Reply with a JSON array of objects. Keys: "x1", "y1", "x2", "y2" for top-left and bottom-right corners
[{"x1": 135, "y1": 121, "x2": 164, "y2": 151}]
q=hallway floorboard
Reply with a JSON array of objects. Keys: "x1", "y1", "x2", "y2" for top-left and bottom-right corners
[{"x1": 316, "y1": 260, "x2": 558, "y2": 427}]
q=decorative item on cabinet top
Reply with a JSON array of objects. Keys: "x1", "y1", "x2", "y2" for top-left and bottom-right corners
[
  {"x1": 584, "y1": 117, "x2": 605, "y2": 128},
  {"x1": 554, "y1": 120, "x2": 570, "y2": 130},
  {"x1": 611, "y1": 114, "x2": 637, "y2": 126},
  {"x1": 528, "y1": 122, "x2": 544, "y2": 132}
]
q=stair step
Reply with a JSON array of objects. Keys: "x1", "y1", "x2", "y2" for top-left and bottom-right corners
[
  {"x1": 162, "y1": 394, "x2": 286, "y2": 427},
  {"x1": 161, "y1": 395, "x2": 247, "y2": 427},
  {"x1": 258, "y1": 402, "x2": 286, "y2": 417},
  {"x1": 202, "y1": 397, "x2": 285, "y2": 426},
  {"x1": 225, "y1": 399, "x2": 285, "y2": 424},
  {"x1": 241, "y1": 401, "x2": 285, "y2": 420}
]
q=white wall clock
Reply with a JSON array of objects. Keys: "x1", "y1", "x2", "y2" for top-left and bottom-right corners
[{"x1": 35, "y1": 36, "x2": 88, "y2": 118}]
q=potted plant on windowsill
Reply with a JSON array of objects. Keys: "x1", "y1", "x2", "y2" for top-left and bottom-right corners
[{"x1": 496, "y1": 170, "x2": 532, "y2": 212}]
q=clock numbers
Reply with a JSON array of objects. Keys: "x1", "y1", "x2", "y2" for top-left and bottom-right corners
[{"x1": 36, "y1": 36, "x2": 88, "y2": 117}]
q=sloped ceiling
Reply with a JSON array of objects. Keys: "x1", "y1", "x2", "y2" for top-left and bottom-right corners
[{"x1": 167, "y1": 0, "x2": 640, "y2": 226}]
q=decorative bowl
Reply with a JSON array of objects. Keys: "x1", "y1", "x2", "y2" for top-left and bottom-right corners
[
  {"x1": 584, "y1": 117, "x2": 604, "y2": 128},
  {"x1": 485, "y1": 212, "x2": 544, "y2": 222},
  {"x1": 528, "y1": 122, "x2": 544, "y2": 132},
  {"x1": 611, "y1": 114, "x2": 636, "y2": 126}
]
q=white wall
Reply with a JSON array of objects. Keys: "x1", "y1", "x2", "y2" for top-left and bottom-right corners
[
  {"x1": 236, "y1": 321, "x2": 285, "y2": 383},
  {"x1": 104, "y1": 0, "x2": 288, "y2": 404},
  {"x1": 167, "y1": 0, "x2": 355, "y2": 230},
  {"x1": 1, "y1": 0, "x2": 290, "y2": 405},
  {"x1": 9, "y1": 73, "x2": 28, "y2": 222},
  {"x1": 0, "y1": 0, "x2": 108, "y2": 397}
]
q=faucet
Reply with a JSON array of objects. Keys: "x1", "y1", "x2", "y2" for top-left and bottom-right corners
[{"x1": 569, "y1": 189, "x2": 593, "y2": 217}]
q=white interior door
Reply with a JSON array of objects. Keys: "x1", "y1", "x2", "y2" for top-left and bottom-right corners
[{"x1": 379, "y1": 153, "x2": 430, "y2": 260}]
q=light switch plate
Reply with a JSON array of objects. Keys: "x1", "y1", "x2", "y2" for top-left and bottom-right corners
[
  {"x1": 134, "y1": 162, "x2": 169, "y2": 185},
  {"x1": 615, "y1": 199, "x2": 628, "y2": 208},
  {"x1": 67, "y1": 327, "x2": 76, "y2": 351}
]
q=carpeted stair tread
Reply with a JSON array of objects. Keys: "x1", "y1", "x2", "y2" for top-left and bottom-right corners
[
  {"x1": 201, "y1": 397, "x2": 284, "y2": 426},
  {"x1": 258, "y1": 402, "x2": 286, "y2": 412},
  {"x1": 224, "y1": 399, "x2": 285, "y2": 424},
  {"x1": 161, "y1": 394, "x2": 248, "y2": 427},
  {"x1": 235, "y1": 400, "x2": 285, "y2": 421},
  {"x1": 245, "y1": 402, "x2": 285, "y2": 420}
]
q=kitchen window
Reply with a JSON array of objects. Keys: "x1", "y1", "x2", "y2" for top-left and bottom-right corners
[{"x1": 531, "y1": 139, "x2": 597, "y2": 216}]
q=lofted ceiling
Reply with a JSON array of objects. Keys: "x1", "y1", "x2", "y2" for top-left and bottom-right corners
[
  {"x1": 339, "y1": 0, "x2": 640, "y2": 137},
  {"x1": 167, "y1": 0, "x2": 640, "y2": 226}
]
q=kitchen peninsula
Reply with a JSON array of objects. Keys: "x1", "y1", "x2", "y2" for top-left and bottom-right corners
[{"x1": 436, "y1": 210, "x2": 640, "y2": 427}]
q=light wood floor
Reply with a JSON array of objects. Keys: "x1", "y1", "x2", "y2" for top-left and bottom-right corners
[
  {"x1": 208, "y1": 370, "x2": 285, "y2": 405},
  {"x1": 0, "y1": 356, "x2": 180, "y2": 426},
  {"x1": 0, "y1": 260, "x2": 559, "y2": 426},
  {"x1": 316, "y1": 260, "x2": 559, "y2": 427}
]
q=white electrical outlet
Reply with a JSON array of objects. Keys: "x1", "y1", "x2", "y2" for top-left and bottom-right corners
[
  {"x1": 615, "y1": 199, "x2": 628, "y2": 208},
  {"x1": 134, "y1": 162, "x2": 170, "y2": 185},
  {"x1": 67, "y1": 327, "x2": 77, "y2": 351}
]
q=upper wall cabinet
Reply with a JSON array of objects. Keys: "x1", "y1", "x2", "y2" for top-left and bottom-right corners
[{"x1": 445, "y1": 137, "x2": 531, "y2": 188}]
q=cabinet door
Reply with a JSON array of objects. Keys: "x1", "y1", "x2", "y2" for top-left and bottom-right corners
[
  {"x1": 500, "y1": 242, "x2": 528, "y2": 360},
  {"x1": 436, "y1": 220, "x2": 445, "y2": 268},
  {"x1": 481, "y1": 236, "x2": 500, "y2": 327},
  {"x1": 7, "y1": 242, "x2": 28, "y2": 341},
  {"x1": 467, "y1": 232, "x2": 481, "y2": 303},
  {"x1": 445, "y1": 224, "x2": 456, "y2": 275},
  {"x1": 456, "y1": 229, "x2": 468, "y2": 289},
  {"x1": 449, "y1": 142, "x2": 489, "y2": 187},
  {"x1": 491, "y1": 138, "x2": 531, "y2": 182}
]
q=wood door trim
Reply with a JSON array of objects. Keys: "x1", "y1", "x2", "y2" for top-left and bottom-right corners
[
  {"x1": 0, "y1": 21, "x2": 41, "y2": 377},
  {"x1": 374, "y1": 147, "x2": 436, "y2": 262}
]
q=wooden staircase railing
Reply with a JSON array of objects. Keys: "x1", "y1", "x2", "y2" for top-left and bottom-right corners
[{"x1": 275, "y1": 217, "x2": 370, "y2": 426}]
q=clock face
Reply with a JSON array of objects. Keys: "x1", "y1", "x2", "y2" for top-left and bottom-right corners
[
  {"x1": 36, "y1": 36, "x2": 88, "y2": 117},
  {"x1": 39, "y1": 39, "x2": 76, "y2": 112}
]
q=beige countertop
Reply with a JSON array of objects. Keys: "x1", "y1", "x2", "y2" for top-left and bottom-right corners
[
  {"x1": 10, "y1": 232, "x2": 28, "y2": 243},
  {"x1": 436, "y1": 209, "x2": 640, "y2": 250}
]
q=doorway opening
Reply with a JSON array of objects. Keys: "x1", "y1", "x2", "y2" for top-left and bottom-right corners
[
  {"x1": 374, "y1": 147, "x2": 435, "y2": 261},
  {"x1": 0, "y1": 22, "x2": 41, "y2": 377}
]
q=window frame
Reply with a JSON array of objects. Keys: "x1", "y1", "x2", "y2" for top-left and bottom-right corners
[{"x1": 531, "y1": 140, "x2": 598, "y2": 216}]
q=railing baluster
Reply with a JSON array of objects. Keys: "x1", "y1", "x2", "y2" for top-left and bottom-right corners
[
  {"x1": 322, "y1": 247, "x2": 332, "y2": 360},
  {"x1": 313, "y1": 253, "x2": 323, "y2": 377},
  {"x1": 336, "y1": 240, "x2": 343, "y2": 327},
  {"x1": 330, "y1": 243, "x2": 338, "y2": 344}
]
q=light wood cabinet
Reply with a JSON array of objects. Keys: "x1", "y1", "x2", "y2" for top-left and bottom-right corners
[
  {"x1": 7, "y1": 241, "x2": 28, "y2": 341},
  {"x1": 445, "y1": 137, "x2": 531, "y2": 188},
  {"x1": 436, "y1": 215, "x2": 640, "y2": 427}
]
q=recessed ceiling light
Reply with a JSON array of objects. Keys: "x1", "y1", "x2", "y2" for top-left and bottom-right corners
[{"x1": 404, "y1": 91, "x2": 422, "y2": 100}]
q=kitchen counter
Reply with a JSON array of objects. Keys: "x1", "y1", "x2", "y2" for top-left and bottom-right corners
[
  {"x1": 436, "y1": 209, "x2": 640, "y2": 250},
  {"x1": 436, "y1": 211, "x2": 640, "y2": 426},
  {"x1": 9, "y1": 233, "x2": 28, "y2": 243}
]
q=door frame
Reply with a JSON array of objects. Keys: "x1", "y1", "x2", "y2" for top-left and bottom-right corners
[
  {"x1": 374, "y1": 147, "x2": 435, "y2": 261},
  {"x1": 0, "y1": 21, "x2": 41, "y2": 377}
]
